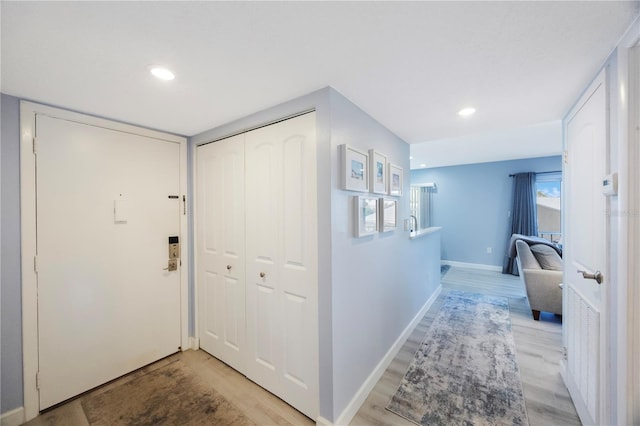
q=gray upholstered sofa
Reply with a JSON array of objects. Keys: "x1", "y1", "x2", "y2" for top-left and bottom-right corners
[{"x1": 515, "y1": 239, "x2": 563, "y2": 320}]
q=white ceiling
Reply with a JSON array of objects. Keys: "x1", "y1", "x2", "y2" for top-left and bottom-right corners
[
  {"x1": 2, "y1": 1, "x2": 639, "y2": 166},
  {"x1": 410, "y1": 120, "x2": 562, "y2": 169}
]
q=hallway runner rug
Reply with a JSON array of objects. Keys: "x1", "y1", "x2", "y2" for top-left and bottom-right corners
[{"x1": 386, "y1": 291, "x2": 529, "y2": 426}]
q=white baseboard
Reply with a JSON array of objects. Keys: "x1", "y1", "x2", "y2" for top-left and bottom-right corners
[
  {"x1": 315, "y1": 416, "x2": 333, "y2": 426},
  {"x1": 1, "y1": 406, "x2": 25, "y2": 426},
  {"x1": 333, "y1": 285, "x2": 442, "y2": 426},
  {"x1": 186, "y1": 337, "x2": 200, "y2": 351},
  {"x1": 441, "y1": 260, "x2": 502, "y2": 272}
]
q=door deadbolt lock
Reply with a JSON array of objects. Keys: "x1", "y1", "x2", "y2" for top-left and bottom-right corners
[
  {"x1": 168, "y1": 236, "x2": 180, "y2": 259},
  {"x1": 164, "y1": 259, "x2": 178, "y2": 272}
]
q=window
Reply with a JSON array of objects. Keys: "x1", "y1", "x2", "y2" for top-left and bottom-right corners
[
  {"x1": 410, "y1": 183, "x2": 436, "y2": 231},
  {"x1": 536, "y1": 172, "x2": 562, "y2": 243}
]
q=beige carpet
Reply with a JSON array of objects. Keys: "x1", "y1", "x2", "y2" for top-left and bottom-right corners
[{"x1": 82, "y1": 359, "x2": 254, "y2": 426}]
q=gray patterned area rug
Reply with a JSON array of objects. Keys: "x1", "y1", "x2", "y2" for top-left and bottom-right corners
[{"x1": 386, "y1": 291, "x2": 529, "y2": 426}]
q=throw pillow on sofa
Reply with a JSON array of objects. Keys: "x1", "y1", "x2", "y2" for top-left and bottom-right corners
[{"x1": 530, "y1": 244, "x2": 563, "y2": 271}]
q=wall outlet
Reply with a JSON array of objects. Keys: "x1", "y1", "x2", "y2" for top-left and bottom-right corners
[{"x1": 486, "y1": 247, "x2": 492, "y2": 254}]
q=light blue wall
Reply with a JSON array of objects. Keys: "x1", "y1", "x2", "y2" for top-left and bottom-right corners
[
  {"x1": 1, "y1": 93, "x2": 24, "y2": 413},
  {"x1": 328, "y1": 90, "x2": 440, "y2": 420},
  {"x1": 410, "y1": 155, "x2": 562, "y2": 268}
]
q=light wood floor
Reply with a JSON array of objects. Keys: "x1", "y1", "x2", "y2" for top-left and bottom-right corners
[
  {"x1": 26, "y1": 266, "x2": 579, "y2": 426},
  {"x1": 25, "y1": 349, "x2": 314, "y2": 426},
  {"x1": 350, "y1": 266, "x2": 580, "y2": 426}
]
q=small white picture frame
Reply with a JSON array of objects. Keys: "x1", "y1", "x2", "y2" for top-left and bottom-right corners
[
  {"x1": 369, "y1": 150, "x2": 387, "y2": 194},
  {"x1": 388, "y1": 163, "x2": 403, "y2": 196},
  {"x1": 341, "y1": 144, "x2": 369, "y2": 192},
  {"x1": 379, "y1": 198, "x2": 397, "y2": 232},
  {"x1": 354, "y1": 196, "x2": 378, "y2": 237}
]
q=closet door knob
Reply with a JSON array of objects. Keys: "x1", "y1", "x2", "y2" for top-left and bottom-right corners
[
  {"x1": 260, "y1": 272, "x2": 266, "y2": 278},
  {"x1": 226, "y1": 265, "x2": 232, "y2": 270}
]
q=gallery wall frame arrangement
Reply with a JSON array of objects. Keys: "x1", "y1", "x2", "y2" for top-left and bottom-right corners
[
  {"x1": 341, "y1": 145, "x2": 403, "y2": 238},
  {"x1": 379, "y1": 198, "x2": 398, "y2": 232},
  {"x1": 341, "y1": 144, "x2": 369, "y2": 192},
  {"x1": 354, "y1": 195, "x2": 379, "y2": 237},
  {"x1": 388, "y1": 163, "x2": 403, "y2": 196},
  {"x1": 369, "y1": 149, "x2": 388, "y2": 194}
]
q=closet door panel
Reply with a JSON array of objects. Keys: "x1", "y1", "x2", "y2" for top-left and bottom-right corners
[
  {"x1": 245, "y1": 112, "x2": 318, "y2": 419},
  {"x1": 278, "y1": 113, "x2": 318, "y2": 416},
  {"x1": 196, "y1": 135, "x2": 246, "y2": 373},
  {"x1": 245, "y1": 122, "x2": 283, "y2": 393}
]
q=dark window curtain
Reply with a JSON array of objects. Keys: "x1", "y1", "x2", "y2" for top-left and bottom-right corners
[
  {"x1": 419, "y1": 187, "x2": 433, "y2": 229},
  {"x1": 503, "y1": 172, "x2": 538, "y2": 275}
]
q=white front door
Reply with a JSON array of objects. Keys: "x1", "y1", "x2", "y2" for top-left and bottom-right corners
[
  {"x1": 244, "y1": 112, "x2": 318, "y2": 419},
  {"x1": 562, "y1": 70, "x2": 608, "y2": 424},
  {"x1": 36, "y1": 114, "x2": 182, "y2": 409},
  {"x1": 196, "y1": 134, "x2": 247, "y2": 373}
]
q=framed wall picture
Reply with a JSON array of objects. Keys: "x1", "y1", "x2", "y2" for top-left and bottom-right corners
[
  {"x1": 354, "y1": 196, "x2": 378, "y2": 237},
  {"x1": 379, "y1": 198, "x2": 397, "y2": 232},
  {"x1": 340, "y1": 144, "x2": 368, "y2": 192},
  {"x1": 368, "y1": 150, "x2": 387, "y2": 194},
  {"x1": 388, "y1": 163, "x2": 403, "y2": 196}
]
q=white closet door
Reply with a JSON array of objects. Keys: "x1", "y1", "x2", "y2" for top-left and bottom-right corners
[
  {"x1": 196, "y1": 134, "x2": 246, "y2": 373},
  {"x1": 244, "y1": 112, "x2": 318, "y2": 419}
]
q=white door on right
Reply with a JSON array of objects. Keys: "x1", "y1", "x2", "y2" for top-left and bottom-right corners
[{"x1": 563, "y1": 70, "x2": 607, "y2": 425}]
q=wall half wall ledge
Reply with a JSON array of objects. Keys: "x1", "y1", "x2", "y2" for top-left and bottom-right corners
[{"x1": 409, "y1": 226, "x2": 442, "y2": 240}]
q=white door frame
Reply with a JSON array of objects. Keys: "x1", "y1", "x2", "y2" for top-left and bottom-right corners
[
  {"x1": 629, "y1": 40, "x2": 640, "y2": 425},
  {"x1": 616, "y1": 17, "x2": 640, "y2": 424},
  {"x1": 19, "y1": 101, "x2": 190, "y2": 421}
]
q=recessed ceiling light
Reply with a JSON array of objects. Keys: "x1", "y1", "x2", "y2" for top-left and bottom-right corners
[
  {"x1": 420, "y1": 163, "x2": 427, "y2": 168},
  {"x1": 150, "y1": 66, "x2": 175, "y2": 81},
  {"x1": 458, "y1": 107, "x2": 476, "y2": 117},
  {"x1": 409, "y1": 156, "x2": 413, "y2": 160}
]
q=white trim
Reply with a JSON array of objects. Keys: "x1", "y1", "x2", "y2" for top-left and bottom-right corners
[
  {"x1": 440, "y1": 260, "x2": 502, "y2": 272},
  {"x1": 315, "y1": 416, "x2": 333, "y2": 426},
  {"x1": 179, "y1": 137, "x2": 190, "y2": 352},
  {"x1": 191, "y1": 140, "x2": 200, "y2": 359},
  {"x1": 0, "y1": 407, "x2": 25, "y2": 426},
  {"x1": 629, "y1": 39, "x2": 640, "y2": 426},
  {"x1": 20, "y1": 101, "x2": 39, "y2": 421},
  {"x1": 615, "y1": 15, "x2": 640, "y2": 425},
  {"x1": 19, "y1": 101, "x2": 189, "y2": 421},
  {"x1": 333, "y1": 285, "x2": 442, "y2": 426},
  {"x1": 187, "y1": 336, "x2": 200, "y2": 351}
]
